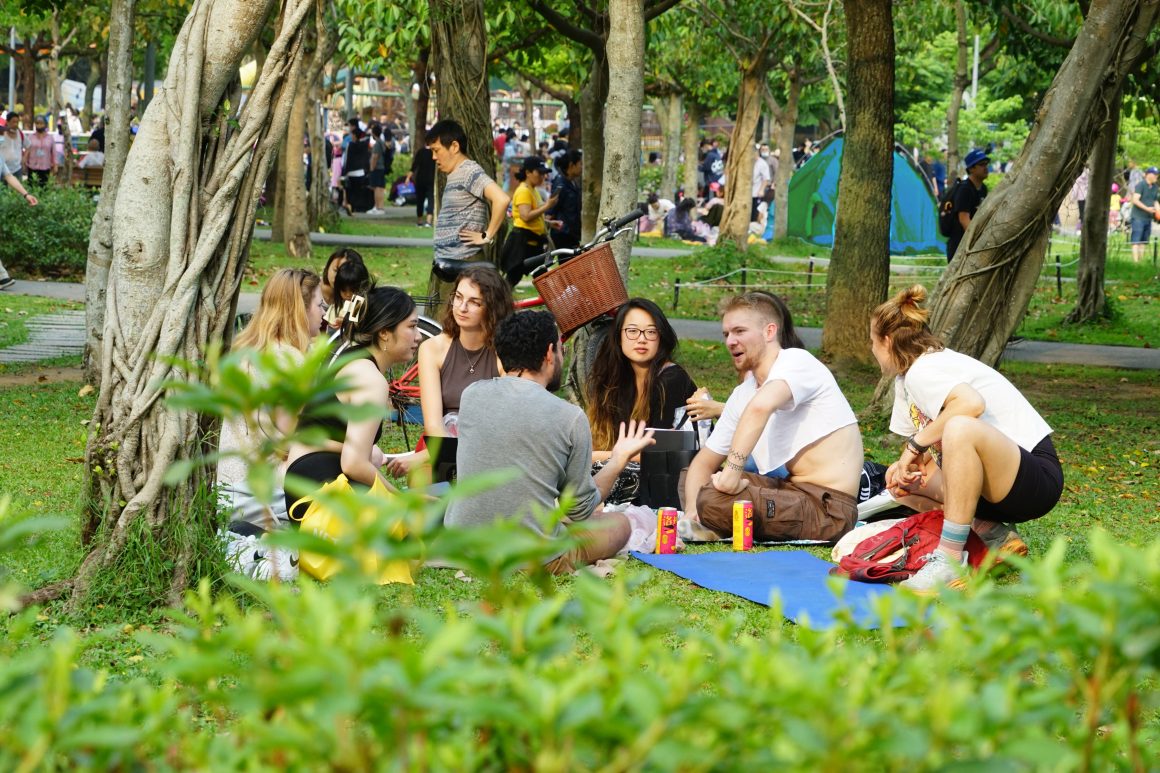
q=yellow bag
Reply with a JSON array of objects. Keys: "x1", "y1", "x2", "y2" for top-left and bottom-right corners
[{"x1": 290, "y1": 474, "x2": 415, "y2": 585}]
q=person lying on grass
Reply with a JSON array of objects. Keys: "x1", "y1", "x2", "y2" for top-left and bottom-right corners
[{"x1": 869, "y1": 285, "x2": 1063, "y2": 593}]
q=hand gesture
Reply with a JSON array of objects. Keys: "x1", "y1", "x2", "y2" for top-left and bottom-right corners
[
  {"x1": 546, "y1": 193, "x2": 559, "y2": 209},
  {"x1": 459, "y1": 227, "x2": 490, "y2": 246},
  {"x1": 609, "y1": 420, "x2": 655, "y2": 467}
]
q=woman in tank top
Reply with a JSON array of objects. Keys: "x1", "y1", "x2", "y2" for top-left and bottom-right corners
[
  {"x1": 386, "y1": 263, "x2": 513, "y2": 476},
  {"x1": 284, "y1": 286, "x2": 423, "y2": 518}
]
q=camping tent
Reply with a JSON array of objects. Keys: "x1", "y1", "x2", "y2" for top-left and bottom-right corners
[{"x1": 786, "y1": 136, "x2": 945, "y2": 255}]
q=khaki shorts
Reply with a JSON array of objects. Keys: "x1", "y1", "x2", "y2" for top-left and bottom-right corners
[
  {"x1": 693, "y1": 472, "x2": 857, "y2": 543},
  {"x1": 543, "y1": 510, "x2": 631, "y2": 574}
]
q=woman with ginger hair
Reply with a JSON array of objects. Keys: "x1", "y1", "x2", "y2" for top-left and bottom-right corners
[{"x1": 869, "y1": 285, "x2": 1063, "y2": 593}]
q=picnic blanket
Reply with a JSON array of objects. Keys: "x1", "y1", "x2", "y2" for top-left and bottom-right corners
[{"x1": 631, "y1": 549, "x2": 899, "y2": 629}]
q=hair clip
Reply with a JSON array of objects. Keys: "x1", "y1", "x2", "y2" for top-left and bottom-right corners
[{"x1": 347, "y1": 294, "x2": 366, "y2": 324}]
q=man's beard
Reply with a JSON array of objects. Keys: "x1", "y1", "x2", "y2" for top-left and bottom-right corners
[{"x1": 546, "y1": 354, "x2": 563, "y2": 392}]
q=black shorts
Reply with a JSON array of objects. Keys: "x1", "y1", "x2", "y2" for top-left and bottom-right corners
[
  {"x1": 284, "y1": 451, "x2": 370, "y2": 522},
  {"x1": 974, "y1": 435, "x2": 1063, "y2": 524},
  {"x1": 369, "y1": 169, "x2": 386, "y2": 188}
]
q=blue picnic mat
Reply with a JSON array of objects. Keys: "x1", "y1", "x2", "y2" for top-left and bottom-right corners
[{"x1": 630, "y1": 550, "x2": 899, "y2": 629}]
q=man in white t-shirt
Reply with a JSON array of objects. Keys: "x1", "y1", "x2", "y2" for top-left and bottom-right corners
[{"x1": 680, "y1": 293, "x2": 864, "y2": 542}]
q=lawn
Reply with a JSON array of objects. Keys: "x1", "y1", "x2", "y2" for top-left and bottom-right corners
[
  {"x1": 2, "y1": 345, "x2": 1156, "y2": 636},
  {"x1": 0, "y1": 295, "x2": 84, "y2": 350}
]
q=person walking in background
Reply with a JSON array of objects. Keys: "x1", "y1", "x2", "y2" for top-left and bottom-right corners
[
  {"x1": 946, "y1": 148, "x2": 989, "y2": 263},
  {"x1": 1128, "y1": 165, "x2": 1160, "y2": 262},
  {"x1": 0, "y1": 153, "x2": 39, "y2": 290},
  {"x1": 0, "y1": 115, "x2": 25, "y2": 178},
  {"x1": 751, "y1": 143, "x2": 771, "y2": 223},
  {"x1": 407, "y1": 142, "x2": 436, "y2": 227},
  {"x1": 1070, "y1": 166, "x2": 1089, "y2": 233},
  {"x1": 22, "y1": 115, "x2": 55, "y2": 186},
  {"x1": 367, "y1": 123, "x2": 388, "y2": 215}
]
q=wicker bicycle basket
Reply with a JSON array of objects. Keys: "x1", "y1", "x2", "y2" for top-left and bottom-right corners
[{"x1": 531, "y1": 242, "x2": 628, "y2": 337}]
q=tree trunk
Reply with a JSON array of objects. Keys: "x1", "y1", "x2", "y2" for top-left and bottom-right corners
[
  {"x1": 656, "y1": 91, "x2": 682, "y2": 201},
  {"x1": 270, "y1": 149, "x2": 286, "y2": 242},
  {"x1": 18, "y1": 41, "x2": 37, "y2": 127},
  {"x1": 284, "y1": 79, "x2": 311, "y2": 258},
  {"x1": 579, "y1": 58, "x2": 608, "y2": 241},
  {"x1": 599, "y1": 0, "x2": 645, "y2": 282},
  {"x1": 929, "y1": 0, "x2": 1157, "y2": 367},
  {"x1": 413, "y1": 46, "x2": 431, "y2": 149},
  {"x1": 822, "y1": 0, "x2": 894, "y2": 366},
  {"x1": 84, "y1": 0, "x2": 137, "y2": 386},
  {"x1": 681, "y1": 101, "x2": 702, "y2": 200},
  {"x1": 83, "y1": 56, "x2": 104, "y2": 127},
  {"x1": 48, "y1": 13, "x2": 76, "y2": 183},
  {"x1": 75, "y1": 0, "x2": 312, "y2": 610},
  {"x1": 427, "y1": 0, "x2": 497, "y2": 302},
  {"x1": 521, "y1": 78, "x2": 535, "y2": 141},
  {"x1": 1066, "y1": 93, "x2": 1120, "y2": 324},
  {"x1": 306, "y1": 19, "x2": 337, "y2": 230},
  {"x1": 768, "y1": 74, "x2": 802, "y2": 239},
  {"x1": 718, "y1": 68, "x2": 765, "y2": 250},
  {"x1": 945, "y1": 0, "x2": 969, "y2": 181}
]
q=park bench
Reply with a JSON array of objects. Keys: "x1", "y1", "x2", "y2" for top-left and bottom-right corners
[{"x1": 71, "y1": 166, "x2": 104, "y2": 188}]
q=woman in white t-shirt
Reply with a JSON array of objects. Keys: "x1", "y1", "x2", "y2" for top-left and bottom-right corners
[{"x1": 869, "y1": 285, "x2": 1063, "y2": 592}]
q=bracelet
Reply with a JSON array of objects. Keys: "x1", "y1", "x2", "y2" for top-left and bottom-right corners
[
  {"x1": 727, "y1": 449, "x2": 747, "y2": 464},
  {"x1": 907, "y1": 436, "x2": 929, "y2": 455},
  {"x1": 724, "y1": 460, "x2": 745, "y2": 472}
]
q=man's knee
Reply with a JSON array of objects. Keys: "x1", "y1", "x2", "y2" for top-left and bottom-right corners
[{"x1": 942, "y1": 414, "x2": 982, "y2": 452}]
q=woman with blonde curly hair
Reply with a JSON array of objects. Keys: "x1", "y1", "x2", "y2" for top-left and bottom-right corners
[{"x1": 870, "y1": 284, "x2": 1062, "y2": 593}]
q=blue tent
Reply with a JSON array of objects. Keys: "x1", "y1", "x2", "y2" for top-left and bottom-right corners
[{"x1": 786, "y1": 137, "x2": 945, "y2": 255}]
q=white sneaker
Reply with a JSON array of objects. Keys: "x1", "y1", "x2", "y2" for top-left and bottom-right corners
[
  {"x1": 366, "y1": 207, "x2": 385, "y2": 215},
  {"x1": 223, "y1": 532, "x2": 299, "y2": 582},
  {"x1": 901, "y1": 550, "x2": 964, "y2": 594}
]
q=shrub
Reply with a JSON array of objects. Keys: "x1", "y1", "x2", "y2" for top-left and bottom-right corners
[
  {"x1": 0, "y1": 184, "x2": 96, "y2": 277},
  {"x1": 2, "y1": 347, "x2": 1157, "y2": 769}
]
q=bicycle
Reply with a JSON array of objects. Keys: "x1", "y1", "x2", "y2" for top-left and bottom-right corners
[{"x1": 386, "y1": 206, "x2": 646, "y2": 444}]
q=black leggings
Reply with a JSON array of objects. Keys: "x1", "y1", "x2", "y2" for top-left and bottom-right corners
[
  {"x1": 415, "y1": 183, "x2": 434, "y2": 218},
  {"x1": 284, "y1": 451, "x2": 369, "y2": 523}
]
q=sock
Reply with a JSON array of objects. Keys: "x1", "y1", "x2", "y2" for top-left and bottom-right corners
[{"x1": 938, "y1": 521, "x2": 971, "y2": 559}]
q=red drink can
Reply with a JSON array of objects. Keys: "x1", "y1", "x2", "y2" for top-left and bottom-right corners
[
  {"x1": 656, "y1": 507, "x2": 678, "y2": 554},
  {"x1": 732, "y1": 500, "x2": 753, "y2": 551}
]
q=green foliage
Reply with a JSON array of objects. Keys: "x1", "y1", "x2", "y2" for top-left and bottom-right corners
[
  {"x1": 1118, "y1": 108, "x2": 1160, "y2": 166},
  {"x1": 0, "y1": 185, "x2": 96, "y2": 277},
  {"x1": 688, "y1": 240, "x2": 751, "y2": 282}
]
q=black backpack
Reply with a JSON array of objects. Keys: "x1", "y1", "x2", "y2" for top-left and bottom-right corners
[{"x1": 938, "y1": 178, "x2": 964, "y2": 237}]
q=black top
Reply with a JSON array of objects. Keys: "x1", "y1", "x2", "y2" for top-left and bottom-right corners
[
  {"x1": 611, "y1": 363, "x2": 698, "y2": 431},
  {"x1": 297, "y1": 347, "x2": 384, "y2": 445},
  {"x1": 550, "y1": 175, "x2": 582, "y2": 239},
  {"x1": 345, "y1": 137, "x2": 371, "y2": 176},
  {"x1": 946, "y1": 179, "x2": 987, "y2": 262},
  {"x1": 411, "y1": 147, "x2": 436, "y2": 187}
]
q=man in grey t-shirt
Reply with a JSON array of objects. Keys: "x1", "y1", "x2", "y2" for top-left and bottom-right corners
[
  {"x1": 426, "y1": 119, "x2": 511, "y2": 262},
  {"x1": 444, "y1": 311, "x2": 655, "y2": 573}
]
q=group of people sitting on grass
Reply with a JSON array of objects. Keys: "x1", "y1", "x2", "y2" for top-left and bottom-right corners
[{"x1": 221, "y1": 251, "x2": 1063, "y2": 592}]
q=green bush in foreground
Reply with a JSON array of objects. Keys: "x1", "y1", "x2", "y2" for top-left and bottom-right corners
[
  {"x1": 1, "y1": 499, "x2": 1157, "y2": 770},
  {"x1": 2, "y1": 344, "x2": 1156, "y2": 770},
  {"x1": 0, "y1": 184, "x2": 96, "y2": 276}
]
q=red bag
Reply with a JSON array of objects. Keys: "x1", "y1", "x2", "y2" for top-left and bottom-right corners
[{"x1": 830, "y1": 510, "x2": 989, "y2": 584}]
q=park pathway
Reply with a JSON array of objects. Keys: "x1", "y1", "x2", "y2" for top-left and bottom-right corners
[{"x1": 3, "y1": 279, "x2": 1158, "y2": 370}]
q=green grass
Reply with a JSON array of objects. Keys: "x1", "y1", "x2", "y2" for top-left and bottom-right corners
[
  {"x1": 2, "y1": 346, "x2": 1156, "y2": 631},
  {"x1": 0, "y1": 295, "x2": 84, "y2": 349}
]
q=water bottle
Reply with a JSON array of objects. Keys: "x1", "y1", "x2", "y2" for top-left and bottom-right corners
[{"x1": 695, "y1": 389, "x2": 713, "y2": 445}]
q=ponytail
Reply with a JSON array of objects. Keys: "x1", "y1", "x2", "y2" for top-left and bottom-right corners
[{"x1": 870, "y1": 284, "x2": 944, "y2": 373}]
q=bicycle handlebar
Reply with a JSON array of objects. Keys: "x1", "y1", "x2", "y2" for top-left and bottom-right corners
[{"x1": 523, "y1": 207, "x2": 647, "y2": 273}]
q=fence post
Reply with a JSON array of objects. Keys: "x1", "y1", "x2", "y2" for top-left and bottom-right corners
[
  {"x1": 741, "y1": 266, "x2": 748, "y2": 291},
  {"x1": 1056, "y1": 253, "x2": 1062, "y2": 299},
  {"x1": 807, "y1": 257, "x2": 814, "y2": 288},
  {"x1": 673, "y1": 278, "x2": 680, "y2": 311}
]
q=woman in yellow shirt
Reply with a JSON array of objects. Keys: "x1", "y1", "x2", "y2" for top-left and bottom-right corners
[{"x1": 501, "y1": 156, "x2": 559, "y2": 286}]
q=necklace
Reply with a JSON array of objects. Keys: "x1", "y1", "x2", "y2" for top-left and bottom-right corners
[{"x1": 465, "y1": 345, "x2": 487, "y2": 374}]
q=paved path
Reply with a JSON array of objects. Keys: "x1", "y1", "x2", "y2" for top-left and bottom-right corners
[
  {"x1": 3, "y1": 280, "x2": 1158, "y2": 370},
  {"x1": 253, "y1": 227, "x2": 693, "y2": 258}
]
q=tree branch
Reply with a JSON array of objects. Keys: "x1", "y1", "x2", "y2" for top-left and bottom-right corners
[
  {"x1": 998, "y1": 6, "x2": 1075, "y2": 48},
  {"x1": 488, "y1": 27, "x2": 549, "y2": 63},
  {"x1": 529, "y1": 0, "x2": 604, "y2": 52},
  {"x1": 500, "y1": 54, "x2": 576, "y2": 105},
  {"x1": 644, "y1": 0, "x2": 685, "y2": 23}
]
